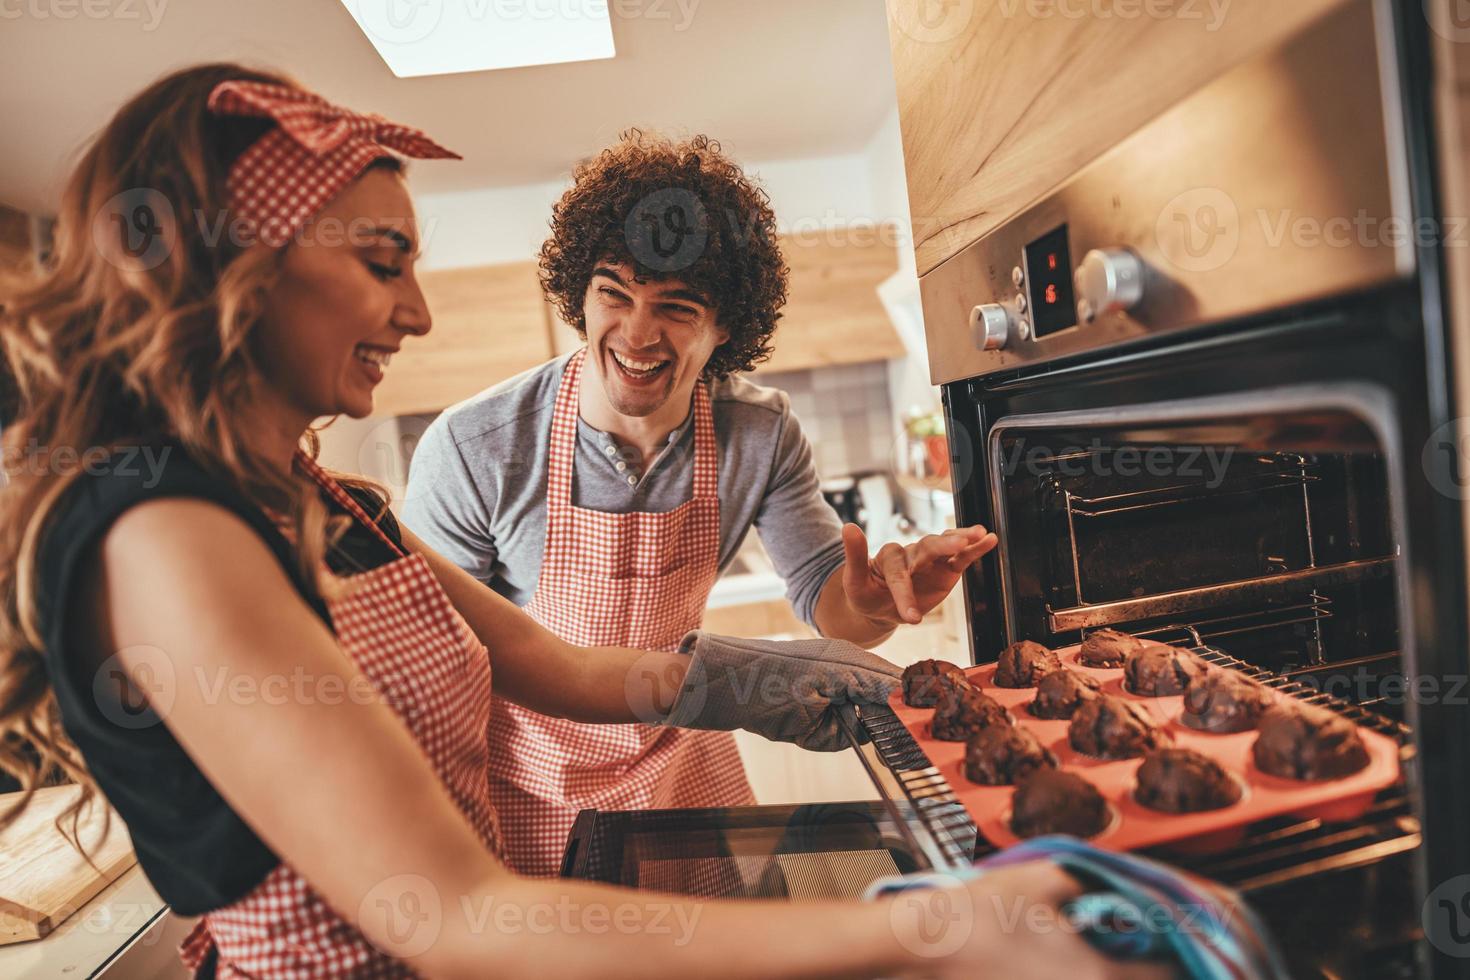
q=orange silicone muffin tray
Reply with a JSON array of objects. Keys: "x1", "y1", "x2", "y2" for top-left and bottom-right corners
[{"x1": 888, "y1": 645, "x2": 1403, "y2": 853}]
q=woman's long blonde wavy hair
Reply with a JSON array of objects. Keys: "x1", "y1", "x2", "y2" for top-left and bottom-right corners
[{"x1": 0, "y1": 63, "x2": 390, "y2": 835}]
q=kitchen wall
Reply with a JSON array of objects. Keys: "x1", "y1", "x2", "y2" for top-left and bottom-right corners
[
  {"x1": 749, "y1": 360, "x2": 894, "y2": 480},
  {"x1": 863, "y1": 108, "x2": 940, "y2": 426},
  {"x1": 408, "y1": 150, "x2": 883, "y2": 272}
]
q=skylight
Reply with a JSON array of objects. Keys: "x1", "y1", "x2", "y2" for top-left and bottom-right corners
[{"x1": 338, "y1": 0, "x2": 616, "y2": 79}]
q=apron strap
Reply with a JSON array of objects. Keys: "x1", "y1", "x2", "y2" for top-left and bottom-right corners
[
  {"x1": 179, "y1": 918, "x2": 217, "y2": 978},
  {"x1": 292, "y1": 450, "x2": 407, "y2": 558},
  {"x1": 545, "y1": 349, "x2": 586, "y2": 505},
  {"x1": 689, "y1": 380, "x2": 717, "y2": 498}
]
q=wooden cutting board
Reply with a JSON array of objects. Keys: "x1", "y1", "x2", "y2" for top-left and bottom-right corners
[{"x1": 0, "y1": 786, "x2": 136, "y2": 945}]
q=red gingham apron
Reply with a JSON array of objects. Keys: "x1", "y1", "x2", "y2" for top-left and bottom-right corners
[
  {"x1": 486, "y1": 348, "x2": 755, "y2": 879},
  {"x1": 178, "y1": 453, "x2": 502, "y2": 979}
]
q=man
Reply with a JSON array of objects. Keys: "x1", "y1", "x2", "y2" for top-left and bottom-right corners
[{"x1": 403, "y1": 132, "x2": 997, "y2": 878}]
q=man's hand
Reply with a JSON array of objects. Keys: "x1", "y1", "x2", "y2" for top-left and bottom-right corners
[{"x1": 841, "y1": 523, "x2": 998, "y2": 627}]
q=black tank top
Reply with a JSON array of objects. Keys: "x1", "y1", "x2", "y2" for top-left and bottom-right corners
[{"x1": 32, "y1": 442, "x2": 404, "y2": 914}]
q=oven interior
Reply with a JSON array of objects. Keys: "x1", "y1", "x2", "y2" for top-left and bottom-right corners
[
  {"x1": 978, "y1": 394, "x2": 1425, "y2": 977},
  {"x1": 995, "y1": 402, "x2": 1404, "y2": 719}
]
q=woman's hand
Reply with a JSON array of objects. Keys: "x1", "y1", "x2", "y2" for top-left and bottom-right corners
[
  {"x1": 842, "y1": 523, "x2": 999, "y2": 628},
  {"x1": 889, "y1": 862, "x2": 1177, "y2": 980}
]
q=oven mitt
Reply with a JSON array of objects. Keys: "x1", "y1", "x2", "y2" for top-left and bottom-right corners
[
  {"x1": 864, "y1": 836, "x2": 1290, "y2": 980},
  {"x1": 659, "y1": 631, "x2": 903, "y2": 751}
]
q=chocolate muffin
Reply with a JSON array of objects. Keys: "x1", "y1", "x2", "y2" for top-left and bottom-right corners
[
  {"x1": 1252, "y1": 703, "x2": 1371, "y2": 780},
  {"x1": 1029, "y1": 668, "x2": 1102, "y2": 720},
  {"x1": 1180, "y1": 669, "x2": 1274, "y2": 733},
  {"x1": 994, "y1": 640, "x2": 1063, "y2": 688},
  {"x1": 1135, "y1": 748, "x2": 1243, "y2": 813},
  {"x1": 1068, "y1": 695, "x2": 1169, "y2": 759},
  {"x1": 931, "y1": 679, "x2": 1011, "y2": 741},
  {"x1": 964, "y1": 725, "x2": 1059, "y2": 786},
  {"x1": 902, "y1": 659, "x2": 967, "y2": 707},
  {"x1": 1124, "y1": 644, "x2": 1204, "y2": 697},
  {"x1": 1077, "y1": 628, "x2": 1144, "y2": 667},
  {"x1": 1010, "y1": 769, "x2": 1111, "y2": 839}
]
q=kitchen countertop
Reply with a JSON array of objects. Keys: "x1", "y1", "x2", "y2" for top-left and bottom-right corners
[
  {"x1": 0, "y1": 863, "x2": 194, "y2": 978},
  {"x1": 871, "y1": 618, "x2": 968, "y2": 669}
]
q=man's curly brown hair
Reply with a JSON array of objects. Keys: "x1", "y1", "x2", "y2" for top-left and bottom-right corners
[{"x1": 539, "y1": 130, "x2": 789, "y2": 380}]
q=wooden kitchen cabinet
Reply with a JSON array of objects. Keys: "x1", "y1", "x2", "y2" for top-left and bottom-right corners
[
  {"x1": 885, "y1": 0, "x2": 1351, "y2": 276},
  {"x1": 548, "y1": 229, "x2": 907, "y2": 373},
  {"x1": 372, "y1": 260, "x2": 554, "y2": 416},
  {"x1": 760, "y1": 229, "x2": 906, "y2": 373}
]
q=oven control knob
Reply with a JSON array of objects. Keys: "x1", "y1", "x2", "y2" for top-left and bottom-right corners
[
  {"x1": 1074, "y1": 248, "x2": 1145, "y2": 322},
  {"x1": 970, "y1": 303, "x2": 1011, "y2": 350}
]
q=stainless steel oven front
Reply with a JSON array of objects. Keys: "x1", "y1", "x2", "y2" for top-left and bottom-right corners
[{"x1": 867, "y1": 2, "x2": 1470, "y2": 977}]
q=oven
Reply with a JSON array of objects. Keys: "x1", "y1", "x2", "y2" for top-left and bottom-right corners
[
  {"x1": 879, "y1": 1, "x2": 1465, "y2": 976},
  {"x1": 566, "y1": 5, "x2": 1470, "y2": 977}
]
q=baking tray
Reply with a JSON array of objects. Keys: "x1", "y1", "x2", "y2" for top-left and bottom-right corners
[{"x1": 886, "y1": 645, "x2": 1402, "y2": 854}]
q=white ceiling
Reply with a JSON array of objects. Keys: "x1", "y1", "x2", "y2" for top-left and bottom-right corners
[{"x1": 0, "y1": 0, "x2": 900, "y2": 215}]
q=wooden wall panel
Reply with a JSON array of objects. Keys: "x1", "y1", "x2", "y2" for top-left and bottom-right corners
[
  {"x1": 760, "y1": 229, "x2": 906, "y2": 373},
  {"x1": 885, "y1": 0, "x2": 1350, "y2": 276},
  {"x1": 373, "y1": 261, "x2": 553, "y2": 416}
]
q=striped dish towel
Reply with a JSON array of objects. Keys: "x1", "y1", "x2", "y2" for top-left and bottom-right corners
[{"x1": 865, "y1": 835, "x2": 1289, "y2": 979}]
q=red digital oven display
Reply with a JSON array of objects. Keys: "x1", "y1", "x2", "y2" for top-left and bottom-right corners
[{"x1": 1024, "y1": 224, "x2": 1076, "y2": 338}]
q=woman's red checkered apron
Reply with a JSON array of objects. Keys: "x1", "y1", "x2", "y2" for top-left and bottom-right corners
[
  {"x1": 178, "y1": 453, "x2": 503, "y2": 978},
  {"x1": 487, "y1": 349, "x2": 755, "y2": 879}
]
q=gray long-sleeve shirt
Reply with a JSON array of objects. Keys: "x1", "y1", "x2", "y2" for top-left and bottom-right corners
[{"x1": 401, "y1": 353, "x2": 847, "y2": 628}]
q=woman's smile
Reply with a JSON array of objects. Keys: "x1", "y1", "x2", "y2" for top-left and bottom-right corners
[{"x1": 352, "y1": 343, "x2": 395, "y2": 385}]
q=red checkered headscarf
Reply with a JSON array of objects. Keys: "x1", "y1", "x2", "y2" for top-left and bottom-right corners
[{"x1": 206, "y1": 80, "x2": 460, "y2": 248}]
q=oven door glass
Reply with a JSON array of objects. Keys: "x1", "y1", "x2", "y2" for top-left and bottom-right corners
[
  {"x1": 988, "y1": 385, "x2": 1403, "y2": 701},
  {"x1": 561, "y1": 801, "x2": 941, "y2": 899}
]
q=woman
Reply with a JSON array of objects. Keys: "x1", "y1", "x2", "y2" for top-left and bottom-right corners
[{"x1": 0, "y1": 64, "x2": 1161, "y2": 979}]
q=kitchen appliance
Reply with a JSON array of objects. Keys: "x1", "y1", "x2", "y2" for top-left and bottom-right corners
[
  {"x1": 849, "y1": 2, "x2": 1462, "y2": 976},
  {"x1": 819, "y1": 471, "x2": 897, "y2": 540},
  {"x1": 569, "y1": 6, "x2": 1469, "y2": 977},
  {"x1": 560, "y1": 801, "x2": 957, "y2": 898}
]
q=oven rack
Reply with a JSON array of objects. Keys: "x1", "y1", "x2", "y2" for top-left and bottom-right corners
[
  {"x1": 1063, "y1": 464, "x2": 1320, "y2": 519},
  {"x1": 1045, "y1": 556, "x2": 1395, "y2": 632},
  {"x1": 843, "y1": 646, "x2": 1419, "y2": 891},
  {"x1": 1155, "y1": 594, "x2": 1334, "y2": 647}
]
